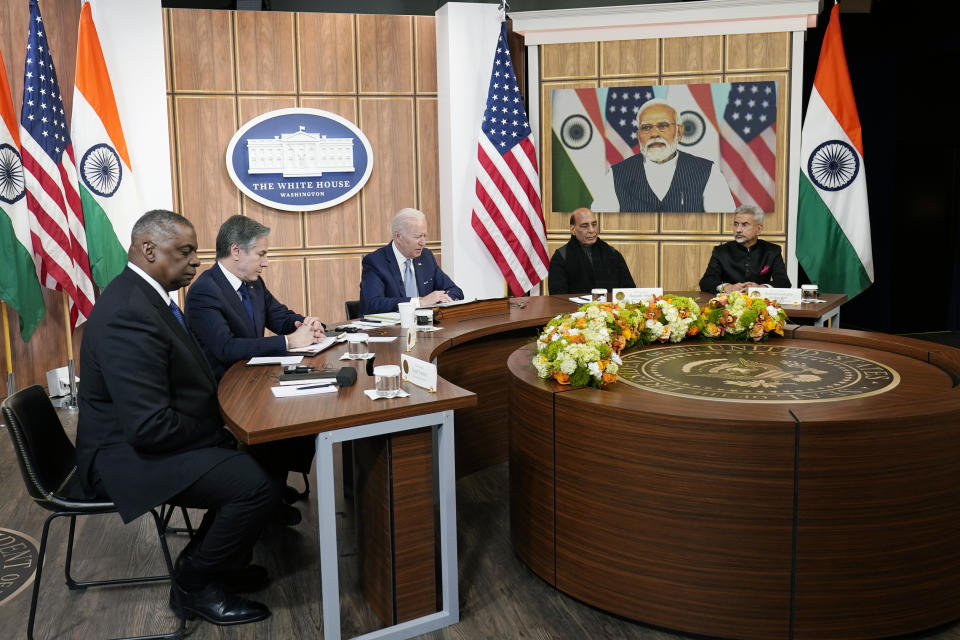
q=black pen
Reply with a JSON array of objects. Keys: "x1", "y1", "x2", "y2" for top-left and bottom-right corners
[{"x1": 295, "y1": 382, "x2": 335, "y2": 390}]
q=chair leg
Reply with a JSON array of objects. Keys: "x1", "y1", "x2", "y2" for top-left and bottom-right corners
[
  {"x1": 27, "y1": 511, "x2": 57, "y2": 640},
  {"x1": 65, "y1": 514, "x2": 82, "y2": 589},
  {"x1": 159, "y1": 503, "x2": 195, "y2": 538}
]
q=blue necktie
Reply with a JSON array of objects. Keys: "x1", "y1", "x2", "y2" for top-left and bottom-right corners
[
  {"x1": 403, "y1": 259, "x2": 418, "y2": 299},
  {"x1": 168, "y1": 300, "x2": 186, "y2": 329},
  {"x1": 238, "y1": 285, "x2": 255, "y2": 328}
]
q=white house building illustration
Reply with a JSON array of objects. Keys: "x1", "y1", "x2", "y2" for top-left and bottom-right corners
[{"x1": 246, "y1": 126, "x2": 355, "y2": 177}]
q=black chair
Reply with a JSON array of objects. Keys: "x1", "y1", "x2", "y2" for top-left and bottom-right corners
[
  {"x1": 345, "y1": 299, "x2": 361, "y2": 320},
  {"x1": 1, "y1": 385, "x2": 185, "y2": 640}
]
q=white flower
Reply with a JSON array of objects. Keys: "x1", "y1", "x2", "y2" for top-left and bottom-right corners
[
  {"x1": 611, "y1": 352, "x2": 622, "y2": 365},
  {"x1": 551, "y1": 332, "x2": 562, "y2": 342},
  {"x1": 605, "y1": 361, "x2": 619, "y2": 375},
  {"x1": 767, "y1": 305, "x2": 779, "y2": 318},
  {"x1": 587, "y1": 361, "x2": 602, "y2": 379}
]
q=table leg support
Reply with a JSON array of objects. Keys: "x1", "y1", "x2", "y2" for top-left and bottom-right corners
[{"x1": 317, "y1": 432, "x2": 343, "y2": 640}]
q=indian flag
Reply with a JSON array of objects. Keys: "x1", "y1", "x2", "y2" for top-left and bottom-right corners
[
  {"x1": 72, "y1": 0, "x2": 141, "y2": 290},
  {"x1": 797, "y1": 4, "x2": 873, "y2": 299},
  {"x1": 551, "y1": 88, "x2": 618, "y2": 212},
  {"x1": 0, "y1": 46, "x2": 45, "y2": 341}
]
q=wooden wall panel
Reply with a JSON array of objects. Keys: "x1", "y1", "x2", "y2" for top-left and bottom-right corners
[
  {"x1": 662, "y1": 35, "x2": 723, "y2": 76},
  {"x1": 414, "y1": 16, "x2": 437, "y2": 94},
  {"x1": 726, "y1": 32, "x2": 791, "y2": 73},
  {"x1": 600, "y1": 39, "x2": 659, "y2": 77},
  {"x1": 357, "y1": 14, "x2": 414, "y2": 94},
  {"x1": 300, "y1": 97, "x2": 363, "y2": 248},
  {"x1": 261, "y1": 258, "x2": 307, "y2": 321},
  {"x1": 542, "y1": 42, "x2": 598, "y2": 81},
  {"x1": 359, "y1": 98, "x2": 417, "y2": 246},
  {"x1": 236, "y1": 11, "x2": 296, "y2": 94},
  {"x1": 169, "y1": 9, "x2": 235, "y2": 93},
  {"x1": 174, "y1": 96, "x2": 240, "y2": 250},
  {"x1": 237, "y1": 97, "x2": 303, "y2": 249},
  {"x1": 607, "y1": 241, "x2": 659, "y2": 288},
  {"x1": 297, "y1": 13, "x2": 357, "y2": 94},
  {"x1": 661, "y1": 242, "x2": 717, "y2": 292},
  {"x1": 417, "y1": 98, "x2": 440, "y2": 221},
  {"x1": 306, "y1": 256, "x2": 363, "y2": 323}
]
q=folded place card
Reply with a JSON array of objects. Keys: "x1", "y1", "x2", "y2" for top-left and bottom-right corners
[
  {"x1": 401, "y1": 353, "x2": 437, "y2": 393},
  {"x1": 612, "y1": 287, "x2": 664, "y2": 304},
  {"x1": 363, "y1": 389, "x2": 411, "y2": 400},
  {"x1": 747, "y1": 287, "x2": 802, "y2": 305}
]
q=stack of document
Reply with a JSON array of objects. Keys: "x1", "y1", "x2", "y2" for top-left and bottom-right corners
[{"x1": 289, "y1": 336, "x2": 337, "y2": 354}]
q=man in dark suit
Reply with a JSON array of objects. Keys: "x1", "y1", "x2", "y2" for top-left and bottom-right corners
[
  {"x1": 548, "y1": 208, "x2": 635, "y2": 294},
  {"x1": 359, "y1": 208, "x2": 463, "y2": 315},
  {"x1": 612, "y1": 99, "x2": 735, "y2": 213},
  {"x1": 699, "y1": 204, "x2": 792, "y2": 294},
  {"x1": 185, "y1": 214, "x2": 324, "y2": 523},
  {"x1": 185, "y1": 215, "x2": 324, "y2": 381},
  {"x1": 76, "y1": 210, "x2": 276, "y2": 626}
]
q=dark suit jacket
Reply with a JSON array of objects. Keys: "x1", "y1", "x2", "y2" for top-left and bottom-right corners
[
  {"x1": 359, "y1": 243, "x2": 463, "y2": 315},
  {"x1": 185, "y1": 265, "x2": 304, "y2": 381},
  {"x1": 699, "y1": 239, "x2": 792, "y2": 293},
  {"x1": 76, "y1": 267, "x2": 240, "y2": 523}
]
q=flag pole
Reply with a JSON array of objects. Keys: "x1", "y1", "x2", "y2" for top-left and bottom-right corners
[
  {"x1": 2, "y1": 302, "x2": 13, "y2": 397},
  {"x1": 62, "y1": 290, "x2": 78, "y2": 408}
]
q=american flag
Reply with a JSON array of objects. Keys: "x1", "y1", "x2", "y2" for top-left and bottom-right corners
[
  {"x1": 19, "y1": 0, "x2": 95, "y2": 328},
  {"x1": 718, "y1": 81, "x2": 777, "y2": 212},
  {"x1": 470, "y1": 23, "x2": 549, "y2": 296},
  {"x1": 603, "y1": 85, "x2": 654, "y2": 164}
]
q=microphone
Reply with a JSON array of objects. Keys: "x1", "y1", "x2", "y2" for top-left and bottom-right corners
[{"x1": 335, "y1": 367, "x2": 357, "y2": 387}]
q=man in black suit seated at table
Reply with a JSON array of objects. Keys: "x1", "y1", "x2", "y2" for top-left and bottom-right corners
[
  {"x1": 185, "y1": 214, "x2": 324, "y2": 524},
  {"x1": 699, "y1": 204, "x2": 792, "y2": 294},
  {"x1": 548, "y1": 207, "x2": 635, "y2": 294},
  {"x1": 76, "y1": 210, "x2": 277, "y2": 626}
]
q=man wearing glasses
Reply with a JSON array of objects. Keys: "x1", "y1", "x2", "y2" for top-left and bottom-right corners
[
  {"x1": 359, "y1": 208, "x2": 464, "y2": 315},
  {"x1": 611, "y1": 99, "x2": 735, "y2": 213}
]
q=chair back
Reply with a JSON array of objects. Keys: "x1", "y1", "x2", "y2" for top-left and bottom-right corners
[
  {"x1": 345, "y1": 299, "x2": 361, "y2": 320},
  {"x1": 1, "y1": 385, "x2": 78, "y2": 506}
]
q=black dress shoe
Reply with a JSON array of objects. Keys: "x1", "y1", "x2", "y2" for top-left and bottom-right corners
[
  {"x1": 270, "y1": 502, "x2": 302, "y2": 526},
  {"x1": 218, "y1": 563, "x2": 269, "y2": 593},
  {"x1": 170, "y1": 583, "x2": 270, "y2": 625},
  {"x1": 175, "y1": 549, "x2": 269, "y2": 593}
]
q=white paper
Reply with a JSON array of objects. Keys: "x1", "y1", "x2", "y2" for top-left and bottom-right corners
[
  {"x1": 364, "y1": 312, "x2": 401, "y2": 324},
  {"x1": 288, "y1": 336, "x2": 337, "y2": 354},
  {"x1": 271, "y1": 384, "x2": 338, "y2": 397},
  {"x1": 248, "y1": 355, "x2": 303, "y2": 366},
  {"x1": 339, "y1": 352, "x2": 375, "y2": 361},
  {"x1": 569, "y1": 296, "x2": 591, "y2": 304},
  {"x1": 363, "y1": 389, "x2": 411, "y2": 400},
  {"x1": 367, "y1": 336, "x2": 398, "y2": 343}
]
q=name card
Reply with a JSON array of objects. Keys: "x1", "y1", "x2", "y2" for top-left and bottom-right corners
[
  {"x1": 405, "y1": 328, "x2": 417, "y2": 351},
  {"x1": 401, "y1": 354, "x2": 437, "y2": 392},
  {"x1": 747, "y1": 287, "x2": 802, "y2": 305},
  {"x1": 612, "y1": 287, "x2": 663, "y2": 304}
]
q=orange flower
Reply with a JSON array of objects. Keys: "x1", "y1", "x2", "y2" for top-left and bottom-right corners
[
  {"x1": 705, "y1": 323, "x2": 721, "y2": 338},
  {"x1": 601, "y1": 372, "x2": 617, "y2": 385},
  {"x1": 553, "y1": 372, "x2": 570, "y2": 385},
  {"x1": 576, "y1": 317, "x2": 588, "y2": 328},
  {"x1": 687, "y1": 325, "x2": 699, "y2": 336},
  {"x1": 749, "y1": 322, "x2": 765, "y2": 341}
]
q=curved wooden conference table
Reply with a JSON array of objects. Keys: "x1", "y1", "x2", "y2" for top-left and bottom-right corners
[{"x1": 218, "y1": 293, "x2": 960, "y2": 640}]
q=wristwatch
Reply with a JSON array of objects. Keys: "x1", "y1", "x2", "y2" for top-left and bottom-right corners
[{"x1": 716, "y1": 283, "x2": 725, "y2": 294}]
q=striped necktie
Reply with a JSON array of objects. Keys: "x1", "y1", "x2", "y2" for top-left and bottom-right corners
[{"x1": 168, "y1": 300, "x2": 186, "y2": 329}]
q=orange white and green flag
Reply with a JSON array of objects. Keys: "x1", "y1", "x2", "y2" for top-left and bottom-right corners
[
  {"x1": 797, "y1": 4, "x2": 873, "y2": 299},
  {"x1": 72, "y1": 0, "x2": 141, "y2": 290},
  {"x1": 0, "y1": 46, "x2": 45, "y2": 341}
]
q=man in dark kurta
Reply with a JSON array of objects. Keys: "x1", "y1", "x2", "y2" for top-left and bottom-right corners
[
  {"x1": 548, "y1": 208, "x2": 635, "y2": 294},
  {"x1": 699, "y1": 204, "x2": 791, "y2": 294}
]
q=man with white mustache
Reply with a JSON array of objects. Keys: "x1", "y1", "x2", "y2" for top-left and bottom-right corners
[{"x1": 611, "y1": 99, "x2": 735, "y2": 213}]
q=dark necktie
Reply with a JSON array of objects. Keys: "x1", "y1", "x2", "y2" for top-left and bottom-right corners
[
  {"x1": 168, "y1": 300, "x2": 186, "y2": 329},
  {"x1": 238, "y1": 284, "x2": 255, "y2": 328}
]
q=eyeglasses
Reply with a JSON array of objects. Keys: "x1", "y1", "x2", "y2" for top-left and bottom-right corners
[{"x1": 638, "y1": 121, "x2": 676, "y2": 134}]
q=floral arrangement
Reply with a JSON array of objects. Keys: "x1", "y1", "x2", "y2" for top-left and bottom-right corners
[
  {"x1": 532, "y1": 295, "x2": 701, "y2": 388},
  {"x1": 698, "y1": 291, "x2": 788, "y2": 341},
  {"x1": 532, "y1": 292, "x2": 789, "y2": 388}
]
